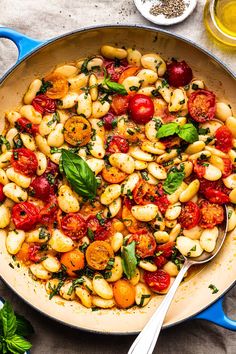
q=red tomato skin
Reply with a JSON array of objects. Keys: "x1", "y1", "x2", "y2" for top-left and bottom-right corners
[
  {"x1": 188, "y1": 89, "x2": 216, "y2": 123},
  {"x1": 111, "y1": 95, "x2": 130, "y2": 115},
  {"x1": 103, "y1": 112, "x2": 116, "y2": 130},
  {"x1": 61, "y1": 213, "x2": 87, "y2": 240},
  {"x1": 106, "y1": 135, "x2": 129, "y2": 153},
  {"x1": 28, "y1": 244, "x2": 41, "y2": 263},
  {"x1": 15, "y1": 118, "x2": 39, "y2": 136},
  {"x1": 12, "y1": 202, "x2": 40, "y2": 231},
  {"x1": 128, "y1": 231, "x2": 156, "y2": 258},
  {"x1": 11, "y1": 148, "x2": 38, "y2": 177},
  {"x1": 154, "y1": 195, "x2": 170, "y2": 215},
  {"x1": 144, "y1": 270, "x2": 170, "y2": 292},
  {"x1": 154, "y1": 255, "x2": 167, "y2": 268},
  {"x1": 40, "y1": 196, "x2": 58, "y2": 226},
  {"x1": 32, "y1": 94, "x2": 56, "y2": 115},
  {"x1": 222, "y1": 158, "x2": 233, "y2": 178},
  {"x1": 204, "y1": 188, "x2": 230, "y2": 204},
  {"x1": 156, "y1": 241, "x2": 175, "y2": 258},
  {"x1": 29, "y1": 176, "x2": 51, "y2": 201},
  {"x1": 166, "y1": 60, "x2": 193, "y2": 87},
  {"x1": 215, "y1": 126, "x2": 233, "y2": 153},
  {"x1": 193, "y1": 161, "x2": 206, "y2": 178},
  {"x1": 86, "y1": 215, "x2": 111, "y2": 241},
  {"x1": 198, "y1": 200, "x2": 224, "y2": 229},
  {"x1": 129, "y1": 94, "x2": 154, "y2": 124},
  {"x1": 178, "y1": 201, "x2": 200, "y2": 230},
  {"x1": 0, "y1": 183, "x2": 5, "y2": 202},
  {"x1": 104, "y1": 59, "x2": 129, "y2": 82}
]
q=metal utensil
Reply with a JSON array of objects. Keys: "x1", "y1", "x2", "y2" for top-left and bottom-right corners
[{"x1": 128, "y1": 206, "x2": 228, "y2": 354}]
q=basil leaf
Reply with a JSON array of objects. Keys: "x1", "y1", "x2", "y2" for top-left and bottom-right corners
[
  {"x1": 156, "y1": 122, "x2": 179, "y2": 139},
  {"x1": 6, "y1": 334, "x2": 32, "y2": 354},
  {"x1": 105, "y1": 80, "x2": 127, "y2": 95},
  {"x1": 178, "y1": 123, "x2": 198, "y2": 143},
  {"x1": 163, "y1": 170, "x2": 185, "y2": 194},
  {"x1": 61, "y1": 149, "x2": 97, "y2": 199},
  {"x1": 80, "y1": 57, "x2": 91, "y2": 74},
  {"x1": 0, "y1": 301, "x2": 17, "y2": 338},
  {"x1": 15, "y1": 314, "x2": 34, "y2": 337},
  {"x1": 37, "y1": 79, "x2": 52, "y2": 95},
  {"x1": 121, "y1": 241, "x2": 137, "y2": 279}
]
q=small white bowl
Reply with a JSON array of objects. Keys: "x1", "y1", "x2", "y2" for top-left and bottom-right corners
[{"x1": 134, "y1": 0, "x2": 197, "y2": 26}]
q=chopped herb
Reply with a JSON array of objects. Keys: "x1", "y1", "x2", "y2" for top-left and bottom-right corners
[
  {"x1": 198, "y1": 127, "x2": 210, "y2": 135},
  {"x1": 127, "y1": 128, "x2": 135, "y2": 135},
  {"x1": 111, "y1": 118, "x2": 118, "y2": 129},
  {"x1": 184, "y1": 84, "x2": 190, "y2": 91},
  {"x1": 79, "y1": 242, "x2": 89, "y2": 253},
  {"x1": 0, "y1": 135, "x2": 10, "y2": 150},
  {"x1": 141, "y1": 171, "x2": 149, "y2": 181},
  {"x1": 97, "y1": 120, "x2": 104, "y2": 127},
  {"x1": 205, "y1": 136, "x2": 214, "y2": 145},
  {"x1": 50, "y1": 147, "x2": 62, "y2": 154},
  {"x1": 47, "y1": 111, "x2": 60, "y2": 126},
  {"x1": 228, "y1": 210, "x2": 233, "y2": 219},
  {"x1": 129, "y1": 86, "x2": 139, "y2": 92},
  {"x1": 190, "y1": 245, "x2": 196, "y2": 252},
  {"x1": 202, "y1": 162, "x2": 209, "y2": 167},
  {"x1": 96, "y1": 211, "x2": 105, "y2": 226},
  {"x1": 208, "y1": 284, "x2": 219, "y2": 294},
  {"x1": 105, "y1": 257, "x2": 115, "y2": 271},
  {"x1": 13, "y1": 151, "x2": 19, "y2": 160},
  {"x1": 48, "y1": 280, "x2": 64, "y2": 299},
  {"x1": 139, "y1": 294, "x2": 151, "y2": 307},
  {"x1": 92, "y1": 307, "x2": 99, "y2": 311},
  {"x1": 192, "y1": 83, "x2": 199, "y2": 90},
  {"x1": 151, "y1": 89, "x2": 159, "y2": 97},
  {"x1": 39, "y1": 227, "x2": 50, "y2": 240},
  {"x1": 13, "y1": 134, "x2": 23, "y2": 148},
  {"x1": 179, "y1": 99, "x2": 185, "y2": 105},
  {"x1": 87, "y1": 227, "x2": 94, "y2": 241},
  {"x1": 37, "y1": 79, "x2": 53, "y2": 95}
]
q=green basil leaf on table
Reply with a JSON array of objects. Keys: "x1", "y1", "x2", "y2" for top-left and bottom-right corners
[
  {"x1": 121, "y1": 241, "x2": 137, "y2": 279},
  {"x1": 15, "y1": 314, "x2": 34, "y2": 337},
  {"x1": 178, "y1": 123, "x2": 198, "y2": 143},
  {"x1": 156, "y1": 122, "x2": 179, "y2": 139},
  {"x1": 0, "y1": 301, "x2": 17, "y2": 338},
  {"x1": 61, "y1": 149, "x2": 97, "y2": 199},
  {"x1": 163, "y1": 169, "x2": 185, "y2": 194},
  {"x1": 6, "y1": 334, "x2": 32, "y2": 354}
]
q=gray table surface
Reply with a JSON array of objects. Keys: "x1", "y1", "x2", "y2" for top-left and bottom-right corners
[{"x1": 0, "y1": 0, "x2": 236, "y2": 353}]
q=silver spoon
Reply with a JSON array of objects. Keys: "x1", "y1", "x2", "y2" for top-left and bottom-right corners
[{"x1": 128, "y1": 206, "x2": 228, "y2": 354}]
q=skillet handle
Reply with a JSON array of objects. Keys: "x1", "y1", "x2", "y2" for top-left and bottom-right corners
[
  {"x1": 194, "y1": 296, "x2": 236, "y2": 330},
  {"x1": 0, "y1": 27, "x2": 43, "y2": 62}
]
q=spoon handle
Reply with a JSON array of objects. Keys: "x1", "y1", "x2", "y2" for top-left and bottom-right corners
[{"x1": 128, "y1": 260, "x2": 191, "y2": 354}]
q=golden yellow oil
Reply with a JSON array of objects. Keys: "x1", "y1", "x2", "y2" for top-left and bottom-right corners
[{"x1": 214, "y1": 0, "x2": 236, "y2": 37}]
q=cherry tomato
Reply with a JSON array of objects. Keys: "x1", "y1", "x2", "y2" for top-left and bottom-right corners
[
  {"x1": 11, "y1": 148, "x2": 38, "y2": 177},
  {"x1": 156, "y1": 241, "x2": 175, "y2": 258},
  {"x1": 86, "y1": 215, "x2": 111, "y2": 241},
  {"x1": 222, "y1": 158, "x2": 233, "y2": 178},
  {"x1": 45, "y1": 159, "x2": 59, "y2": 176},
  {"x1": 188, "y1": 89, "x2": 216, "y2": 123},
  {"x1": 154, "y1": 255, "x2": 167, "y2": 268},
  {"x1": 193, "y1": 161, "x2": 206, "y2": 179},
  {"x1": 61, "y1": 213, "x2": 87, "y2": 240},
  {"x1": 104, "y1": 59, "x2": 129, "y2": 82},
  {"x1": 106, "y1": 135, "x2": 129, "y2": 153},
  {"x1": 102, "y1": 112, "x2": 116, "y2": 130},
  {"x1": 29, "y1": 176, "x2": 51, "y2": 201},
  {"x1": 129, "y1": 94, "x2": 154, "y2": 124},
  {"x1": 111, "y1": 94, "x2": 130, "y2": 115},
  {"x1": 118, "y1": 66, "x2": 139, "y2": 84},
  {"x1": 153, "y1": 195, "x2": 170, "y2": 215},
  {"x1": 123, "y1": 196, "x2": 135, "y2": 210},
  {"x1": 215, "y1": 126, "x2": 233, "y2": 153},
  {"x1": 199, "y1": 178, "x2": 230, "y2": 200},
  {"x1": 40, "y1": 196, "x2": 58, "y2": 226},
  {"x1": 12, "y1": 202, "x2": 40, "y2": 231},
  {"x1": 28, "y1": 244, "x2": 41, "y2": 263},
  {"x1": 144, "y1": 270, "x2": 170, "y2": 292},
  {"x1": 178, "y1": 201, "x2": 200, "y2": 230},
  {"x1": 0, "y1": 183, "x2": 5, "y2": 202},
  {"x1": 166, "y1": 60, "x2": 193, "y2": 87},
  {"x1": 15, "y1": 117, "x2": 39, "y2": 136},
  {"x1": 204, "y1": 188, "x2": 230, "y2": 204},
  {"x1": 128, "y1": 230, "x2": 156, "y2": 258},
  {"x1": 32, "y1": 94, "x2": 56, "y2": 115},
  {"x1": 133, "y1": 180, "x2": 150, "y2": 205},
  {"x1": 199, "y1": 200, "x2": 224, "y2": 229}
]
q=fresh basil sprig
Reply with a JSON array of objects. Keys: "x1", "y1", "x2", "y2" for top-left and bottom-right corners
[
  {"x1": 104, "y1": 79, "x2": 127, "y2": 95},
  {"x1": 0, "y1": 301, "x2": 33, "y2": 354},
  {"x1": 121, "y1": 241, "x2": 137, "y2": 279},
  {"x1": 157, "y1": 122, "x2": 198, "y2": 143},
  {"x1": 163, "y1": 165, "x2": 185, "y2": 194},
  {"x1": 61, "y1": 149, "x2": 97, "y2": 199}
]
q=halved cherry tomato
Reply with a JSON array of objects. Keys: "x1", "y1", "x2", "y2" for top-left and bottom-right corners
[
  {"x1": 44, "y1": 72, "x2": 69, "y2": 99},
  {"x1": 204, "y1": 188, "x2": 230, "y2": 204},
  {"x1": 103, "y1": 112, "x2": 116, "y2": 130},
  {"x1": 29, "y1": 176, "x2": 51, "y2": 201},
  {"x1": 32, "y1": 94, "x2": 56, "y2": 115},
  {"x1": 85, "y1": 240, "x2": 114, "y2": 270},
  {"x1": 15, "y1": 117, "x2": 39, "y2": 136},
  {"x1": 113, "y1": 279, "x2": 135, "y2": 309},
  {"x1": 188, "y1": 89, "x2": 216, "y2": 123},
  {"x1": 102, "y1": 165, "x2": 127, "y2": 183},
  {"x1": 79, "y1": 200, "x2": 103, "y2": 217},
  {"x1": 86, "y1": 215, "x2": 111, "y2": 241},
  {"x1": 193, "y1": 160, "x2": 206, "y2": 179},
  {"x1": 122, "y1": 205, "x2": 144, "y2": 233},
  {"x1": 222, "y1": 158, "x2": 233, "y2": 178},
  {"x1": 104, "y1": 59, "x2": 129, "y2": 82},
  {"x1": 144, "y1": 269, "x2": 170, "y2": 292},
  {"x1": 215, "y1": 126, "x2": 233, "y2": 153},
  {"x1": 154, "y1": 255, "x2": 167, "y2": 268},
  {"x1": 64, "y1": 116, "x2": 92, "y2": 147},
  {"x1": 40, "y1": 196, "x2": 58, "y2": 226},
  {"x1": 156, "y1": 241, "x2": 176, "y2": 258},
  {"x1": 61, "y1": 213, "x2": 87, "y2": 240},
  {"x1": 12, "y1": 202, "x2": 40, "y2": 231},
  {"x1": 118, "y1": 66, "x2": 139, "y2": 84},
  {"x1": 28, "y1": 244, "x2": 41, "y2": 263},
  {"x1": 133, "y1": 180, "x2": 150, "y2": 205},
  {"x1": 11, "y1": 148, "x2": 38, "y2": 177},
  {"x1": 0, "y1": 183, "x2": 5, "y2": 202},
  {"x1": 154, "y1": 195, "x2": 170, "y2": 215},
  {"x1": 199, "y1": 179, "x2": 230, "y2": 200},
  {"x1": 178, "y1": 201, "x2": 200, "y2": 230},
  {"x1": 45, "y1": 159, "x2": 59, "y2": 176},
  {"x1": 198, "y1": 200, "x2": 224, "y2": 229},
  {"x1": 127, "y1": 230, "x2": 156, "y2": 258},
  {"x1": 129, "y1": 94, "x2": 154, "y2": 124},
  {"x1": 106, "y1": 135, "x2": 129, "y2": 153},
  {"x1": 111, "y1": 94, "x2": 130, "y2": 115},
  {"x1": 61, "y1": 249, "x2": 85, "y2": 277},
  {"x1": 123, "y1": 196, "x2": 135, "y2": 210}
]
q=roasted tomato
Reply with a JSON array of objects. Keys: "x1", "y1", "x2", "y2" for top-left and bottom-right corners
[
  {"x1": 106, "y1": 135, "x2": 129, "y2": 153},
  {"x1": 204, "y1": 188, "x2": 230, "y2": 204},
  {"x1": 12, "y1": 202, "x2": 40, "y2": 231},
  {"x1": 154, "y1": 255, "x2": 167, "y2": 268},
  {"x1": 0, "y1": 183, "x2": 5, "y2": 202},
  {"x1": 102, "y1": 166, "x2": 127, "y2": 183},
  {"x1": 64, "y1": 116, "x2": 92, "y2": 147},
  {"x1": 28, "y1": 244, "x2": 41, "y2": 263},
  {"x1": 104, "y1": 59, "x2": 129, "y2": 82},
  {"x1": 122, "y1": 205, "x2": 144, "y2": 233},
  {"x1": 86, "y1": 215, "x2": 111, "y2": 241},
  {"x1": 198, "y1": 200, "x2": 224, "y2": 229},
  {"x1": 15, "y1": 117, "x2": 39, "y2": 136},
  {"x1": 133, "y1": 180, "x2": 150, "y2": 205},
  {"x1": 129, "y1": 94, "x2": 154, "y2": 124},
  {"x1": 193, "y1": 161, "x2": 206, "y2": 178},
  {"x1": 111, "y1": 94, "x2": 130, "y2": 115},
  {"x1": 45, "y1": 160, "x2": 59, "y2": 176},
  {"x1": 188, "y1": 89, "x2": 216, "y2": 122},
  {"x1": 102, "y1": 112, "x2": 116, "y2": 130},
  {"x1": 11, "y1": 148, "x2": 38, "y2": 177},
  {"x1": 40, "y1": 196, "x2": 58, "y2": 226},
  {"x1": 156, "y1": 241, "x2": 175, "y2": 258},
  {"x1": 215, "y1": 126, "x2": 233, "y2": 153},
  {"x1": 61, "y1": 213, "x2": 87, "y2": 240},
  {"x1": 86, "y1": 240, "x2": 114, "y2": 270},
  {"x1": 166, "y1": 60, "x2": 193, "y2": 87},
  {"x1": 29, "y1": 176, "x2": 51, "y2": 201},
  {"x1": 43, "y1": 72, "x2": 69, "y2": 99},
  {"x1": 178, "y1": 201, "x2": 200, "y2": 230},
  {"x1": 118, "y1": 66, "x2": 139, "y2": 84},
  {"x1": 61, "y1": 249, "x2": 85, "y2": 277},
  {"x1": 154, "y1": 195, "x2": 170, "y2": 215},
  {"x1": 199, "y1": 179, "x2": 230, "y2": 204},
  {"x1": 221, "y1": 158, "x2": 233, "y2": 178},
  {"x1": 32, "y1": 94, "x2": 56, "y2": 115},
  {"x1": 144, "y1": 270, "x2": 170, "y2": 293},
  {"x1": 128, "y1": 230, "x2": 156, "y2": 258}
]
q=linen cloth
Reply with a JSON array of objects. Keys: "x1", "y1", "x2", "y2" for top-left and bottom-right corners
[{"x1": 0, "y1": 1, "x2": 236, "y2": 353}]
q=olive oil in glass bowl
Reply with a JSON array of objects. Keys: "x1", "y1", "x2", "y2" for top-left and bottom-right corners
[{"x1": 204, "y1": 0, "x2": 236, "y2": 46}]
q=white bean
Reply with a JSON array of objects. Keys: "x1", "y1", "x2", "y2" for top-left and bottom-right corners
[
  {"x1": 200, "y1": 227, "x2": 218, "y2": 253},
  {"x1": 93, "y1": 275, "x2": 113, "y2": 299},
  {"x1": 6, "y1": 230, "x2": 25, "y2": 255},
  {"x1": 92, "y1": 101, "x2": 110, "y2": 118},
  {"x1": 20, "y1": 133, "x2": 36, "y2": 151},
  {"x1": 169, "y1": 88, "x2": 186, "y2": 112},
  {"x1": 104, "y1": 197, "x2": 122, "y2": 218},
  {"x1": 163, "y1": 261, "x2": 179, "y2": 277},
  {"x1": 167, "y1": 182, "x2": 187, "y2": 204},
  {"x1": 227, "y1": 206, "x2": 236, "y2": 232},
  {"x1": 179, "y1": 180, "x2": 200, "y2": 203},
  {"x1": 183, "y1": 225, "x2": 203, "y2": 240},
  {"x1": 137, "y1": 69, "x2": 158, "y2": 87},
  {"x1": 6, "y1": 168, "x2": 31, "y2": 188},
  {"x1": 0, "y1": 169, "x2": 9, "y2": 185},
  {"x1": 54, "y1": 64, "x2": 78, "y2": 78},
  {"x1": 0, "y1": 151, "x2": 13, "y2": 169},
  {"x1": 134, "y1": 160, "x2": 148, "y2": 170},
  {"x1": 58, "y1": 185, "x2": 80, "y2": 213},
  {"x1": 77, "y1": 93, "x2": 92, "y2": 118},
  {"x1": 35, "y1": 151, "x2": 47, "y2": 176},
  {"x1": 154, "y1": 231, "x2": 170, "y2": 243},
  {"x1": 165, "y1": 202, "x2": 181, "y2": 220},
  {"x1": 3, "y1": 183, "x2": 27, "y2": 203},
  {"x1": 131, "y1": 204, "x2": 158, "y2": 222},
  {"x1": 169, "y1": 223, "x2": 181, "y2": 242},
  {"x1": 215, "y1": 102, "x2": 232, "y2": 122},
  {"x1": 176, "y1": 236, "x2": 203, "y2": 257},
  {"x1": 59, "y1": 281, "x2": 75, "y2": 300},
  {"x1": 89, "y1": 134, "x2": 105, "y2": 159},
  {"x1": 92, "y1": 296, "x2": 115, "y2": 309},
  {"x1": 0, "y1": 204, "x2": 10, "y2": 228},
  {"x1": 101, "y1": 45, "x2": 127, "y2": 60},
  {"x1": 68, "y1": 73, "x2": 89, "y2": 92},
  {"x1": 87, "y1": 57, "x2": 104, "y2": 71},
  {"x1": 141, "y1": 141, "x2": 165, "y2": 155},
  {"x1": 19, "y1": 105, "x2": 42, "y2": 124},
  {"x1": 147, "y1": 162, "x2": 167, "y2": 180},
  {"x1": 127, "y1": 48, "x2": 141, "y2": 66},
  {"x1": 135, "y1": 283, "x2": 151, "y2": 307},
  {"x1": 109, "y1": 153, "x2": 135, "y2": 174},
  {"x1": 35, "y1": 135, "x2": 51, "y2": 157},
  {"x1": 100, "y1": 184, "x2": 121, "y2": 205},
  {"x1": 47, "y1": 123, "x2": 64, "y2": 147},
  {"x1": 155, "y1": 79, "x2": 171, "y2": 103},
  {"x1": 106, "y1": 256, "x2": 123, "y2": 282},
  {"x1": 130, "y1": 268, "x2": 140, "y2": 286},
  {"x1": 229, "y1": 188, "x2": 236, "y2": 204},
  {"x1": 86, "y1": 158, "x2": 104, "y2": 175},
  {"x1": 39, "y1": 114, "x2": 57, "y2": 136},
  {"x1": 129, "y1": 146, "x2": 154, "y2": 162},
  {"x1": 111, "y1": 233, "x2": 123, "y2": 253},
  {"x1": 121, "y1": 173, "x2": 139, "y2": 195},
  {"x1": 5, "y1": 111, "x2": 21, "y2": 125},
  {"x1": 30, "y1": 263, "x2": 51, "y2": 280},
  {"x1": 139, "y1": 260, "x2": 157, "y2": 272},
  {"x1": 26, "y1": 228, "x2": 50, "y2": 243},
  {"x1": 141, "y1": 53, "x2": 166, "y2": 76},
  {"x1": 42, "y1": 255, "x2": 61, "y2": 273},
  {"x1": 138, "y1": 86, "x2": 156, "y2": 97},
  {"x1": 185, "y1": 141, "x2": 205, "y2": 155},
  {"x1": 223, "y1": 174, "x2": 236, "y2": 189},
  {"x1": 49, "y1": 229, "x2": 75, "y2": 252},
  {"x1": 203, "y1": 163, "x2": 222, "y2": 181},
  {"x1": 89, "y1": 73, "x2": 98, "y2": 101},
  {"x1": 75, "y1": 286, "x2": 92, "y2": 308},
  {"x1": 24, "y1": 79, "x2": 42, "y2": 104}
]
